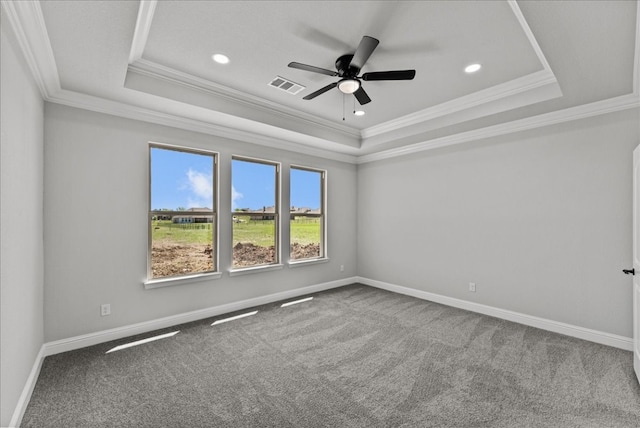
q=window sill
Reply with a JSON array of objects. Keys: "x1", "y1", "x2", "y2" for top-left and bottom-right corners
[
  {"x1": 144, "y1": 272, "x2": 222, "y2": 289},
  {"x1": 288, "y1": 257, "x2": 330, "y2": 268},
  {"x1": 228, "y1": 264, "x2": 284, "y2": 277}
]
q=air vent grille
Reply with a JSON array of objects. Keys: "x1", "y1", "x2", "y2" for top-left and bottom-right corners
[{"x1": 269, "y1": 76, "x2": 305, "y2": 95}]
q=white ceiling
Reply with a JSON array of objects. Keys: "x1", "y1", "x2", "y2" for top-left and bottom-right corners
[{"x1": 4, "y1": 1, "x2": 640, "y2": 163}]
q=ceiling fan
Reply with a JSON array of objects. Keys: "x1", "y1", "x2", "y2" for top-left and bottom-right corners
[{"x1": 288, "y1": 36, "x2": 416, "y2": 105}]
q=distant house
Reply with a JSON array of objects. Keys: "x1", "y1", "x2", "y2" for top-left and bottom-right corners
[
  {"x1": 290, "y1": 206, "x2": 321, "y2": 220},
  {"x1": 172, "y1": 207, "x2": 213, "y2": 224},
  {"x1": 171, "y1": 206, "x2": 321, "y2": 223},
  {"x1": 249, "y1": 206, "x2": 276, "y2": 221}
]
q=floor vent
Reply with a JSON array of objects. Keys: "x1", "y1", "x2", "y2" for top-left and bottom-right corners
[{"x1": 268, "y1": 76, "x2": 305, "y2": 95}]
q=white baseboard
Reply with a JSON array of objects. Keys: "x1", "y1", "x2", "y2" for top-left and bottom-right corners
[
  {"x1": 44, "y1": 277, "x2": 356, "y2": 357},
  {"x1": 9, "y1": 278, "x2": 354, "y2": 426},
  {"x1": 12, "y1": 276, "x2": 632, "y2": 426},
  {"x1": 8, "y1": 344, "x2": 46, "y2": 428},
  {"x1": 356, "y1": 277, "x2": 633, "y2": 351}
]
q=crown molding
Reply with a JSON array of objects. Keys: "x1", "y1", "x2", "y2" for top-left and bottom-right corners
[
  {"x1": 358, "y1": 0, "x2": 640, "y2": 163},
  {"x1": 128, "y1": 59, "x2": 361, "y2": 141},
  {"x1": 361, "y1": 69, "x2": 559, "y2": 141},
  {"x1": 1, "y1": 0, "x2": 60, "y2": 98},
  {"x1": 1, "y1": 0, "x2": 360, "y2": 162},
  {"x1": 357, "y1": 93, "x2": 640, "y2": 164},
  {"x1": 126, "y1": 1, "x2": 359, "y2": 145},
  {"x1": 48, "y1": 89, "x2": 359, "y2": 164},
  {"x1": 360, "y1": 0, "x2": 558, "y2": 142},
  {"x1": 128, "y1": 0, "x2": 157, "y2": 63},
  {"x1": 4, "y1": 0, "x2": 640, "y2": 167},
  {"x1": 507, "y1": 0, "x2": 552, "y2": 72}
]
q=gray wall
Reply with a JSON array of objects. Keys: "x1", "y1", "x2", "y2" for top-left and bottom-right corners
[
  {"x1": 43, "y1": 103, "x2": 357, "y2": 342},
  {"x1": 3, "y1": 7, "x2": 638, "y2": 422},
  {"x1": 0, "y1": 14, "x2": 45, "y2": 427},
  {"x1": 358, "y1": 109, "x2": 639, "y2": 338}
]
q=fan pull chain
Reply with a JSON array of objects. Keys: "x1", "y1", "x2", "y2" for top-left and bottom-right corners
[{"x1": 342, "y1": 94, "x2": 346, "y2": 121}]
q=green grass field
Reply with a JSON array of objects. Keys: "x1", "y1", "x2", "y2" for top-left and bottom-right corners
[
  {"x1": 232, "y1": 220, "x2": 276, "y2": 247},
  {"x1": 152, "y1": 220, "x2": 213, "y2": 245},
  {"x1": 152, "y1": 218, "x2": 321, "y2": 247},
  {"x1": 289, "y1": 220, "x2": 322, "y2": 245}
]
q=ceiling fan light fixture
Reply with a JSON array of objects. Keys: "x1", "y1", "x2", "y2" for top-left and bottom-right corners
[{"x1": 338, "y1": 78, "x2": 360, "y2": 94}]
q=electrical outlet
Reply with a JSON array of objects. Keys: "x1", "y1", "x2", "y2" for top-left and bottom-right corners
[
  {"x1": 340, "y1": 265, "x2": 345, "y2": 272},
  {"x1": 469, "y1": 282, "x2": 476, "y2": 292},
  {"x1": 101, "y1": 304, "x2": 111, "y2": 316}
]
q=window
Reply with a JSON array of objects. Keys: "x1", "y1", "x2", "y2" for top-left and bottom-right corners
[
  {"x1": 231, "y1": 157, "x2": 280, "y2": 269},
  {"x1": 290, "y1": 166, "x2": 325, "y2": 261},
  {"x1": 148, "y1": 144, "x2": 217, "y2": 280}
]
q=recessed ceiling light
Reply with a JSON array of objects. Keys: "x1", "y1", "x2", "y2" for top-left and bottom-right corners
[
  {"x1": 212, "y1": 54, "x2": 230, "y2": 64},
  {"x1": 354, "y1": 110, "x2": 366, "y2": 116},
  {"x1": 465, "y1": 63, "x2": 482, "y2": 73}
]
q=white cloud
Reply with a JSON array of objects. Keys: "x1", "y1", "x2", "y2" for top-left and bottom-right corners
[
  {"x1": 186, "y1": 169, "x2": 213, "y2": 208},
  {"x1": 232, "y1": 185, "x2": 243, "y2": 210}
]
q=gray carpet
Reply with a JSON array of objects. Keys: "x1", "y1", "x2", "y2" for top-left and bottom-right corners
[{"x1": 22, "y1": 284, "x2": 640, "y2": 427}]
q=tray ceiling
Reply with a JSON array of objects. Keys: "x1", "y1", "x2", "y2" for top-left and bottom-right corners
[{"x1": 4, "y1": 1, "x2": 639, "y2": 162}]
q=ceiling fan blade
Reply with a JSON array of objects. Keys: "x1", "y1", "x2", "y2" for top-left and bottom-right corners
[
  {"x1": 303, "y1": 82, "x2": 338, "y2": 100},
  {"x1": 362, "y1": 70, "x2": 416, "y2": 81},
  {"x1": 288, "y1": 62, "x2": 338, "y2": 77},
  {"x1": 353, "y1": 86, "x2": 371, "y2": 105},
  {"x1": 349, "y1": 36, "x2": 379, "y2": 70}
]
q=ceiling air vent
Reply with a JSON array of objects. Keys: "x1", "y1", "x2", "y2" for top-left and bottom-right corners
[{"x1": 268, "y1": 76, "x2": 305, "y2": 95}]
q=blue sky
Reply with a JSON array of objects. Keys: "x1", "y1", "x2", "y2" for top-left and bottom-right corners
[
  {"x1": 232, "y1": 160, "x2": 321, "y2": 210},
  {"x1": 151, "y1": 148, "x2": 321, "y2": 211},
  {"x1": 232, "y1": 159, "x2": 275, "y2": 210},
  {"x1": 151, "y1": 147, "x2": 214, "y2": 210},
  {"x1": 289, "y1": 167, "x2": 321, "y2": 210}
]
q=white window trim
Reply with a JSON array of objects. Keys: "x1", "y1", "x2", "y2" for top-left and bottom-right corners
[
  {"x1": 287, "y1": 257, "x2": 330, "y2": 268},
  {"x1": 231, "y1": 155, "x2": 281, "y2": 269},
  {"x1": 228, "y1": 264, "x2": 285, "y2": 277},
  {"x1": 147, "y1": 142, "x2": 219, "y2": 285},
  {"x1": 289, "y1": 165, "x2": 327, "y2": 262},
  {"x1": 144, "y1": 272, "x2": 223, "y2": 289}
]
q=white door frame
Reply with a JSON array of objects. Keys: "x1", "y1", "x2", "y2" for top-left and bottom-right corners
[{"x1": 632, "y1": 145, "x2": 640, "y2": 384}]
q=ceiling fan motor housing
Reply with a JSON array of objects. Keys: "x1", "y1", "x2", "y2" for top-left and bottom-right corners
[{"x1": 336, "y1": 54, "x2": 360, "y2": 77}]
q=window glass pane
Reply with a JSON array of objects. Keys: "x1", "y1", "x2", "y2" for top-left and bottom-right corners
[
  {"x1": 151, "y1": 148, "x2": 215, "y2": 211},
  {"x1": 290, "y1": 167, "x2": 323, "y2": 260},
  {"x1": 150, "y1": 146, "x2": 215, "y2": 279},
  {"x1": 232, "y1": 158, "x2": 278, "y2": 268}
]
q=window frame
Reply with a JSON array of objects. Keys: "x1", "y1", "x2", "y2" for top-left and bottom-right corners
[
  {"x1": 145, "y1": 142, "x2": 220, "y2": 288},
  {"x1": 288, "y1": 165, "x2": 327, "y2": 264},
  {"x1": 230, "y1": 155, "x2": 282, "y2": 273}
]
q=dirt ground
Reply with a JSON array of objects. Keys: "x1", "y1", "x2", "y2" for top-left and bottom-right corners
[
  {"x1": 151, "y1": 242, "x2": 214, "y2": 278},
  {"x1": 151, "y1": 242, "x2": 320, "y2": 277},
  {"x1": 289, "y1": 242, "x2": 321, "y2": 260}
]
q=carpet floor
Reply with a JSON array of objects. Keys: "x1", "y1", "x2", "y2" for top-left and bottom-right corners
[{"x1": 22, "y1": 284, "x2": 640, "y2": 427}]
